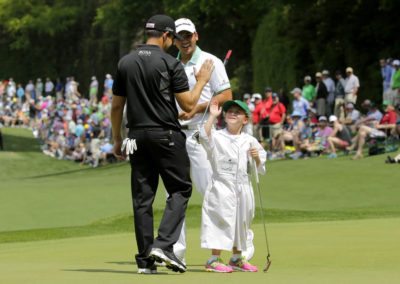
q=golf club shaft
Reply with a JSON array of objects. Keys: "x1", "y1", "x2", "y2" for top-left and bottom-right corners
[
  {"x1": 197, "y1": 50, "x2": 232, "y2": 126},
  {"x1": 253, "y1": 159, "x2": 271, "y2": 257}
]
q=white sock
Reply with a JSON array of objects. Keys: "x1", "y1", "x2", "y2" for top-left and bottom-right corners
[
  {"x1": 231, "y1": 254, "x2": 241, "y2": 261},
  {"x1": 208, "y1": 255, "x2": 219, "y2": 263}
]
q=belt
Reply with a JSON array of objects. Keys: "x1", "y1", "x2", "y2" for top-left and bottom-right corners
[{"x1": 181, "y1": 124, "x2": 200, "y2": 130}]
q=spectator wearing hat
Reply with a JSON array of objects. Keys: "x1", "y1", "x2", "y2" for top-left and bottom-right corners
[
  {"x1": 344, "y1": 67, "x2": 360, "y2": 104},
  {"x1": 104, "y1": 74, "x2": 113, "y2": 100},
  {"x1": 302, "y1": 75, "x2": 315, "y2": 103},
  {"x1": 327, "y1": 115, "x2": 352, "y2": 158},
  {"x1": 16, "y1": 83, "x2": 25, "y2": 104},
  {"x1": 299, "y1": 115, "x2": 332, "y2": 155},
  {"x1": 380, "y1": 58, "x2": 394, "y2": 100},
  {"x1": 25, "y1": 80, "x2": 35, "y2": 101},
  {"x1": 6, "y1": 78, "x2": 16, "y2": 99},
  {"x1": 315, "y1": 72, "x2": 328, "y2": 116},
  {"x1": 253, "y1": 87, "x2": 273, "y2": 141},
  {"x1": 268, "y1": 93, "x2": 286, "y2": 151},
  {"x1": 342, "y1": 103, "x2": 361, "y2": 131},
  {"x1": 69, "y1": 77, "x2": 81, "y2": 101},
  {"x1": 291, "y1": 87, "x2": 309, "y2": 118},
  {"x1": 282, "y1": 110, "x2": 305, "y2": 159},
  {"x1": 322, "y1": 70, "x2": 335, "y2": 115},
  {"x1": 243, "y1": 93, "x2": 255, "y2": 112},
  {"x1": 334, "y1": 71, "x2": 346, "y2": 120},
  {"x1": 348, "y1": 104, "x2": 398, "y2": 159},
  {"x1": 390, "y1": 59, "x2": 400, "y2": 106},
  {"x1": 251, "y1": 93, "x2": 262, "y2": 139},
  {"x1": 45, "y1": 78, "x2": 54, "y2": 97},
  {"x1": 35, "y1": 78, "x2": 43, "y2": 98},
  {"x1": 89, "y1": 76, "x2": 99, "y2": 106},
  {"x1": 315, "y1": 116, "x2": 333, "y2": 151},
  {"x1": 355, "y1": 100, "x2": 383, "y2": 129}
]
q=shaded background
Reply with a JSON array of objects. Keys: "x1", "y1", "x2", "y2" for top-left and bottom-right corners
[{"x1": 0, "y1": 0, "x2": 399, "y2": 103}]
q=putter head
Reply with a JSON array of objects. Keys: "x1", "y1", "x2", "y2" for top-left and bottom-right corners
[{"x1": 263, "y1": 258, "x2": 272, "y2": 272}]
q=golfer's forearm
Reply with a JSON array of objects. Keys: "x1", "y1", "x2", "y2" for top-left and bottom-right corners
[
  {"x1": 215, "y1": 89, "x2": 232, "y2": 105},
  {"x1": 111, "y1": 97, "x2": 125, "y2": 141},
  {"x1": 111, "y1": 111, "x2": 123, "y2": 141},
  {"x1": 176, "y1": 81, "x2": 207, "y2": 112},
  {"x1": 188, "y1": 80, "x2": 207, "y2": 110}
]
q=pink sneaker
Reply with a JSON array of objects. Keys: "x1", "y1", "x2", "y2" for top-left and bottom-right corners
[
  {"x1": 229, "y1": 256, "x2": 258, "y2": 272},
  {"x1": 205, "y1": 258, "x2": 233, "y2": 273}
]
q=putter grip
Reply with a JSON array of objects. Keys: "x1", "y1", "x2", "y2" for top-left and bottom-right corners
[{"x1": 223, "y1": 50, "x2": 232, "y2": 66}]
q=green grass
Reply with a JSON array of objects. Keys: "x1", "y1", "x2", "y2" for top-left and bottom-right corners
[
  {"x1": 1, "y1": 220, "x2": 399, "y2": 284},
  {"x1": 2, "y1": 206, "x2": 400, "y2": 244},
  {"x1": 1, "y1": 128, "x2": 400, "y2": 283},
  {"x1": 1, "y1": 127, "x2": 400, "y2": 235}
]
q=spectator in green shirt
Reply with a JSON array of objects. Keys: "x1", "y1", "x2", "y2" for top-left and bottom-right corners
[
  {"x1": 391, "y1": 60, "x2": 400, "y2": 106},
  {"x1": 302, "y1": 75, "x2": 315, "y2": 103}
]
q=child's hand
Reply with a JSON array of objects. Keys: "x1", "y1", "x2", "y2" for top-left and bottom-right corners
[
  {"x1": 249, "y1": 147, "x2": 259, "y2": 159},
  {"x1": 209, "y1": 98, "x2": 222, "y2": 117}
]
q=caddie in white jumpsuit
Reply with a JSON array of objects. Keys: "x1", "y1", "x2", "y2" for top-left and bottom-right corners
[
  {"x1": 173, "y1": 18, "x2": 233, "y2": 261},
  {"x1": 198, "y1": 99, "x2": 266, "y2": 272},
  {"x1": 199, "y1": 127, "x2": 266, "y2": 254}
]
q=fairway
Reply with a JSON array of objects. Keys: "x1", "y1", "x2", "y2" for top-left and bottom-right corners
[
  {"x1": 1, "y1": 220, "x2": 399, "y2": 284},
  {"x1": 1, "y1": 128, "x2": 400, "y2": 283}
]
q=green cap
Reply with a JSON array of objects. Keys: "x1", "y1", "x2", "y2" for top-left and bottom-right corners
[
  {"x1": 382, "y1": 100, "x2": 391, "y2": 106},
  {"x1": 222, "y1": 100, "x2": 251, "y2": 117}
]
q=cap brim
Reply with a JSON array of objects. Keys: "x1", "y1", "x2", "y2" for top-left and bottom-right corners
[
  {"x1": 173, "y1": 32, "x2": 183, "y2": 41},
  {"x1": 222, "y1": 101, "x2": 250, "y2": 117}
]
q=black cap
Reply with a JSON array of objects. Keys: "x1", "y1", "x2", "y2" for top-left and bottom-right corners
[
  {"x1": 264, "y1": 87, "x2": 272, "y2": 92},
  {"x1": 145, "y1": 15, "x2": 183, "y2": 40}
]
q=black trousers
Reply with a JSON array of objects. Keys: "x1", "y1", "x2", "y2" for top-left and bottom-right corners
[{"x1": 128, "y1": 128, "x2": 192, "y2": 268}]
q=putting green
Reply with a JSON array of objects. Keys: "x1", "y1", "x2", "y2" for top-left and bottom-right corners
[
  {"x1": 1, "y1": 218, "x2": 399, "y2": 284},
  {"x1": 2, "y1": 128, "x2": 400, "y2": 233}
]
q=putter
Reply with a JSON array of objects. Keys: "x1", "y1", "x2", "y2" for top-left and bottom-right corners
[
  {"x1": 252, "y1": 154, "x2": 272, "y2": 272},
  {"x1": 192, "y1": 49, "x2": 233, "y2": 142}
]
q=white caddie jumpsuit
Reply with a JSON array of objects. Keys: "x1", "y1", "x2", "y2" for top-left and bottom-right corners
[{"x1": 199, "y1": 128, "x2": 266, "y2": 252}]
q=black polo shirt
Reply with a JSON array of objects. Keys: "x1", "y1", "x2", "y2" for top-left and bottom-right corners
[{"x1": 113, "y1": 44, "x2": 189, "y2": 130}]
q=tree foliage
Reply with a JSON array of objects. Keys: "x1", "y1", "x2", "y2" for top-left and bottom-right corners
[
  {"x1": 0, "y1": 0, "x2": 399, "y2": 101},
  {"x1": 253, "y1": 0, "x2": 400, "y2": 102}
]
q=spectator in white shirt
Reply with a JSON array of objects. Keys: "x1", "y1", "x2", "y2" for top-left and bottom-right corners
[
  {"x1": 45, "y1": 78, "x2": 54, "y2": 97},
  {"x1": 344, "y1": 67, "x2": 360, "y2": 104},
  {"x1": 322, "y1": 69, "x2": 335, "y2": 115}
]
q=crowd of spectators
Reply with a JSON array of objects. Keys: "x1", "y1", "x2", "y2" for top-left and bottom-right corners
[
  {"x1": 243, "y1": 64, "x2": 400, "y2": 160},
  {"x1": 0, "y1": 75, "x2": 117, "y2": 167},
  {"x1": 1, "y1": 60, "x2": 400, "y2": 164}
]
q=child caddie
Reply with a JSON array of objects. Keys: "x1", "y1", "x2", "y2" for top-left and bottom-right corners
[{"x1": 199, "y1": 99, "x2": 266, "y2": 272}]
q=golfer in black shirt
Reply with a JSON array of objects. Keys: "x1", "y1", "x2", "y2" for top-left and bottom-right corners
[{"x1": 111, "y1": 14, "x2": 214, "y2": 274}]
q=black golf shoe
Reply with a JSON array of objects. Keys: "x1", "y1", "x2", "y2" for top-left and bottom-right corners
[{"x1": 149, "y1": 248, "x2": 186, "y2": 273}]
